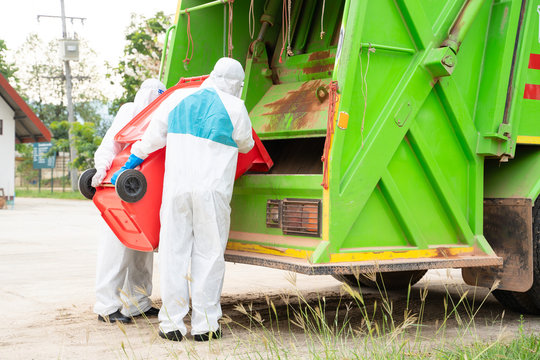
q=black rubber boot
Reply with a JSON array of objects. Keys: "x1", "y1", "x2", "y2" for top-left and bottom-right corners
[
  {"x1": 135, "y1": 307, "x2": 160, "y2": 317},
  {"x1": 159, "y1": 330, "x2": 183, "y2": 342},
  {"x1": 193, "y1": 329, "x2": 222, "y2": 342},
  {"x1": 98, "y1": 310, "x2": 132, "y2": 324}
]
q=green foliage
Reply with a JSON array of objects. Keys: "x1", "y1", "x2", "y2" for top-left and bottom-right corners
[
  {"x1": 71, "y1": 122, "x2": 102, "y2": 170},
  {"x1": 15, "y1": 143, "x2": 37, "y2": 188},
  {"x1": 0, "y1": 39, "x2": 18, "y2": 82},
  {"x1": 108, "y1": 11, "x2": 172, "y2": 115}
]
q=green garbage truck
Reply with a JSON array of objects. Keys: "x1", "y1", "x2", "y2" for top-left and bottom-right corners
[{"x1": 158, "y1": 0, "x2": 540, "y2": 314}]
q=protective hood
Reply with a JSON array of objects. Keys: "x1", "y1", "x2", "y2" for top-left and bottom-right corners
[
  {"x1": 133, "y1": 79, "x2": 166, "y2": 115},
  {"x1": 201, "y1": 57, "x2": 245, "y2": 98}
]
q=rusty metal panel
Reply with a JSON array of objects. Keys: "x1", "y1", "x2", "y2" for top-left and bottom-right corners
[
  {"x1": 462, "y1": 198, "x2": 533, "y2": 292},
  {"x1": 225, "y1": 250, "x2": 502, "y2": 276}
]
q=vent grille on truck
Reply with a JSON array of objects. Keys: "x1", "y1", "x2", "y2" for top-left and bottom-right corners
[
  {"x1": 266, "y1": 200, "x2": 281, "y2": 228},
  {"x1": 282, "y1": 199, "x2": 321, "y2": 237}
]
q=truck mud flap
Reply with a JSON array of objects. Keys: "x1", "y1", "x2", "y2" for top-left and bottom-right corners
[{"x1": 462, "y1": 198, "x2": 533, "y2": 292}]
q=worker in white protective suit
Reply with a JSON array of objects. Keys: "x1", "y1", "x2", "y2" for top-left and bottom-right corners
[
  {"x1": 93, "y1": 79, "x2": 166, "y2": 324},
  {"x1": 112, "y1": 58, "x2": 254, "y2": 341}
]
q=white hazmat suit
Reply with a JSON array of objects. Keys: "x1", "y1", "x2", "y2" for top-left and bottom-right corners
[
  {"x1": 129, "y1": 58, "x2": 254, "y2": 336},
  {"x1": 93, "y1": 79, "x2": 166, "y2": 318}
]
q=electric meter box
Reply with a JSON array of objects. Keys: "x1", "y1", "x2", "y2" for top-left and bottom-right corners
[{"x1": 58, "y1": 39, "x2": 79, "y2": 61}]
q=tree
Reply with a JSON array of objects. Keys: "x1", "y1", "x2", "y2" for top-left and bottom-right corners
[
  {"x1": 15, "y1": 34, "x2": 108, "y2": 188},
  {"x1": 15, "y1": 144, "x2": 37, "y2": 189},
  {"x1": 0, "y1": 39, "x2": 18, "y2": 82},
  {"x1": 108, "y1": 11, "x2": 172, "y2": 114}
]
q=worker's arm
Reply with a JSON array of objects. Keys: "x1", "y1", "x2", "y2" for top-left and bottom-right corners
[
  {"x1": 233, "y1": 104, "x2": 254, "y2": 154},
  {"x1": 92, "y1": 103, "x2": 134, "y2": 187},
  {"x1": 110, "y1": 103, "x2": 169, "y2": 185}
]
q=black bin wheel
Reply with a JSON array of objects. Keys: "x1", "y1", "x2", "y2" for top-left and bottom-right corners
[
  {"x1": 333, "y1": 270, "x2": 427, "y2": 290},
  {"x1": 115, "y1": 169, "x2": 147, "y2": 203},
  {"x1": 78, "y1": 168, "x2": 97, "y2": 200}
]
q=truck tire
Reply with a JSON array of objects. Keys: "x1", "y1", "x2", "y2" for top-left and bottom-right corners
[
  {"x1": 115, "y1": 169, "x2": 147, "y2": 203},
  {"x1": 333, "y1": 270, "x2": 427, "y2": 290},
  {"x1": 492, "y1": 197, "x2": 540, "y2": 314},
  {"x1": 78, "y1": 168, "x2": 97, "y2": 200}
]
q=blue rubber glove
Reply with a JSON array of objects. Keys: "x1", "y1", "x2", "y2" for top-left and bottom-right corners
[{"x1": 111, "y1": 154, "x2": 144, "y2": 185}]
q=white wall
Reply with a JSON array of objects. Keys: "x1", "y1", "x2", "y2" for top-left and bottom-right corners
[{"x1": 0, "y1": 97, "x2": 15, "y2": 199}]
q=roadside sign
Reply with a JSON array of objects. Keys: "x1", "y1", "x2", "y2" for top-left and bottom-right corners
[{"x1": 33, "y1": 142, "x2": 56, "y2": 169}]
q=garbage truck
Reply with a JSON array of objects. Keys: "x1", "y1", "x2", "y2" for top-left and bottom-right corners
[{"x1": 85, "y1": 0, "x2": 540, "y2": 314}]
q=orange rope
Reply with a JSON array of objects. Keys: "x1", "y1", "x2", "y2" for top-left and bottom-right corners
[
  {"x1": 321, "y1": 81, "x2": 338, "y2": 190},
  {"x1": 279, "y1": 0, "x2": 287, "y2": 63},
  {"x1": 183, "y1": 11, "x2": 194, "y2": 68}
]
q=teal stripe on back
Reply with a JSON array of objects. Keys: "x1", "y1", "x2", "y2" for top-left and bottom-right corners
[{"x1": 168, "y1": 88, "x2": 237, "y2": 148}]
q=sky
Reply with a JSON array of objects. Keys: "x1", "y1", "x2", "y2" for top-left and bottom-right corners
[{"x1": 0, "y1": 0, "x2": 179, "y2": 64}]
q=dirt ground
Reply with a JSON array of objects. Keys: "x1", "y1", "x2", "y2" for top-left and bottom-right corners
[{"x1": 1, "y1": 198, "x2": 539, "y2": 359}]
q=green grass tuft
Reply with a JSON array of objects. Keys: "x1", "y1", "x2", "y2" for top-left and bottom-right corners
[{"x1": 15, "y1": 188, "x2": 87, "y2": 200}]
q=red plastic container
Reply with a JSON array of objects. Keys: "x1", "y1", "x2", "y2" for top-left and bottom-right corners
[{"x1": 93, "y1": 77, "x2": 273, "y2": 251}]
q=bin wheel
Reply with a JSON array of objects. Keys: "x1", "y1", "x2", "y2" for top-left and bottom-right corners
[
  {"x1": 492, "y1": 197, "x2": 540, "y2": 314},
  {"x1": 78, "y1": 168, "x2": 97, "y2": 200},
  {"x1": 115, "y1": 169, "x2": 147, "y2": 203},
  {"x1": 333, "y1": 270, "x2": 427, "y2": 290}
]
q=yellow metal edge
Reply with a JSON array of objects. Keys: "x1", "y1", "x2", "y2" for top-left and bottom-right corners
[
  {"x1": 175, "y1": 0, "x2": 182, "y2": 23},
  {"x1": 226, "y1": 241, "x2": 475, "y2": 264},
  {"x1": 226, "y1": 241, "x2": 313, "y2": 260},
  {"x1": 329, "y1": 246, "x2": 475, "y2": 263},
  {"x1": 516, "y1": 135, "x2": 540, "y2": 145}
]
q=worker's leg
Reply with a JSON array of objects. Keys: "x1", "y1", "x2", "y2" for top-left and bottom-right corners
[
  {"x1": 190, "y1": 191, "x2": 230, "y2": 335},
  {"x1": 94, "y1": 221, "x2": 131, "y2": 316},
  {"x1": 120, "y1": 249, "x2": 154, "y2": 317},
  {"x1": 158, "y1": 193, "x2": 194, "y2": 335}
]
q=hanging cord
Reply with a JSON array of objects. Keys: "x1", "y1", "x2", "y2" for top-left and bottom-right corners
[
  {"x1": 228, "y1": 0, "x2": 234, "y2": 57},
  {"x1": 183, "y1": 11, "x2": 194, "y2": 69},
  {"x1": 320, "y1": 0, "x2": 326, "y2": 39},
  {"x1": 321, "y1": 81, "x2": 338, "y2": 190},
  {"x1": 279, "y1": 0, "x2": 287, "y2": 63},
  {"x1": 279, "y1": 0, "x2": 293, "y2": 63},
  {"x1": 286, "y1": 0, "x2": 293, "y2": 56},
  {"x1": 249, "y1": 0, "x2": 255, "y2": 39},
  {"x1": 358, "y1": 44, "x2": 375, "y2": 149}
]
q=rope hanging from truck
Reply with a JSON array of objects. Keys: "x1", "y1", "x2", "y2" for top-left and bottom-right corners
[
  {"x1": 228, "y1": 0, "x2": 235, "y2": 57},
  {"x1": 279, "y1": 0, "x2": 294, "y2": 63},
  {"x1": 183, "y1": 11, "x2": 194, "y2": 68},
  {"x1": 249, "y1": 0, "x2": 255, "y2": 39},
  {"x1": 320, "y1": 0, "x2": 326, "y2": 39},
  {"x1": 321, "y1": 81, "x2": 338, "y2": 190}
]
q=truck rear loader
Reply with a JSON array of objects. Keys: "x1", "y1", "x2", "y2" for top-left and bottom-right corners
[{"x1": 142, "y1": 0, "x2": 540, "y2": 314}]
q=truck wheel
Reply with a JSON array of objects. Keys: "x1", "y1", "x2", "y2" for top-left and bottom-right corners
[
  {"x1": 492, "y1": 197, "x2": 540, "y2": 314},
  {"x1": 115, "y1": 169, "x2": 147, "y2": 203},
  {"x1": 333, "y1": 270, "x2": 427, "y2": 290},
  {"x1": 78, "y1": 168, "x2": 97, "y2": 200}
]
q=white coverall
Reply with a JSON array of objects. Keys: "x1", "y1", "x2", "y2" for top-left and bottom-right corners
[
  {"x1": 130, "y1": 58, "x2": 254, "y2": 335},
  {"x1": 93, "y1": 79, "x2": 166, "y2": 317}
]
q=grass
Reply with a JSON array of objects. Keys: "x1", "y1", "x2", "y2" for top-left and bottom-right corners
[
  {"x1": 103, "y1": 269, "x2": 539, "y2": 360},
  {"x1": 15, "y1": 188, "x2": 86, "y2": 200},
  {"x1": 210, "y1": 271, "x2": 538, "y2": 360},
  {"x1": 437, "y1": 318, "x2": 540, "y2": 359}
]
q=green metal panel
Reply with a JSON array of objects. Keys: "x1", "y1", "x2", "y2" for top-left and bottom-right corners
[
  {"x1": 485, "y1": 146, "x2": 540, "y2": 200},
  {"x1": 508, "y1": 0, "x2": 540, "y2": 138}
]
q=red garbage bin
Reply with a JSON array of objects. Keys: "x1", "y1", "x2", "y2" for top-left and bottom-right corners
[{"x1": 92, "y1": 76, "x2": 273, "y2": 251}]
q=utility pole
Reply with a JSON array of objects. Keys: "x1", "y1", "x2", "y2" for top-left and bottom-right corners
[{"x1": 38, "y1": 0, "x2": 86, "y2": 191}]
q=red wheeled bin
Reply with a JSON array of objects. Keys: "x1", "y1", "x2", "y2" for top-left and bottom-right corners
[{"x1": 79, "y1": 76, "x2": 273, "y2": 251}]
